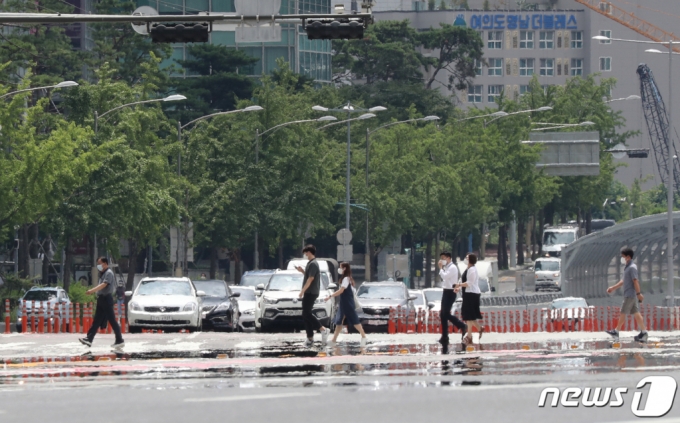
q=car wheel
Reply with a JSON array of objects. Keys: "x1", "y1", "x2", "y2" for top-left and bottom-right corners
[
  {"x1": 15, "y1": 325, "x2": 22, "y2": 333},
  {"x1": 129, "y1": 326, "x2": 142, "y2": 334}
]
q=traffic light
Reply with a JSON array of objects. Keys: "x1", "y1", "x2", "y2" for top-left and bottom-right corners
[
  {"x1": 304, "y1": 19, "x2": 365, "y2": 40},
  {"x1": 150, "y1": 22, "x2": 209, "y2": 43}
]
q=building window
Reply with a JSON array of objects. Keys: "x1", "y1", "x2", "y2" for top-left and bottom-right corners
[
  {"x1": 520, "y1": 31, "x2": 534, "y2": 49},
  {"x1": 488, "y1": 85, "x2": 503, "y2": 103},
  {"x1": 487, "y1": 31, "x2": 503, "y2": 49},
  {"x1": 487, "y1": 58, "x2": 503, "y2": 76},
  {"x1": 599, "y1": 30, "x2": 611, "y2": 43},
  {"x1": 520, "y1": 58, "x2": 535, "y2": 76},
  {"x1": 519, "y1": 85, "x2": 531, "y2": 95},
  {"x1": 539, "y1": 31, "x2": 554, "y2": 49},
  {"x1": 474, "y1": 59, "x2": 482, "y2": 76},
  {"x1": 468, "y1": 85, "x2": 482, "y2": 103},
  {"x1": 540, "y1": 58, "x2": 554, "y2": 76},
  {"x1": 600, "y1": 57, "x2": 611, "y2": 71},
  {"x1": 571, "y1": 31, "x2": 583, "y2": 48},
  {"x1": 571, "y1": 59, "x2": 583, "y2": 76}
]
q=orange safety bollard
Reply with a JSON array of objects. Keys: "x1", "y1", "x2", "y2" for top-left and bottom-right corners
[
  {"x1": 84, "y1": 303, "x2": 91, "y2": 334},
  {"x1": 418, "y1": 309, "x2": 424, "y2": 333},
  {"x1": 387, "y1": 308, "x2": 396, "y2": 334},
  {"x1": 46, "y1": 303, "x2": 52, "y2": 334},
  {"x1": 4, "y1": 299, "x2": 10, "y2": 334},
  {"x1": 38, "y1": 302, "x2": 44, "y2": 334},
  {"x1": 407, "y1": 309, "x2": 415, "y2": 333},
  {"x1": 21, "y1": 300, "x2": 27, "y2": 333},
  {"x1": 69, "y1": 303, "x2": 75, "y2": 334},
  {"x1": 31, "y1": 301, "x2": 36, "y2": 333},
  {"x1": 397, "y1": 306, "x2": 404, "y2": 333},
  {"x1": 120, "y1": 303, "x2": 127, "y2": 334},
  {"x1": 522, "y1": 310, "x2": 529, "y2": 332},
  {"x1": 53, "y1": 303, "x2": 59, "y2": 334},
  {"x1": 75, "y1": 303, "x2": 81, "y2": 334}
]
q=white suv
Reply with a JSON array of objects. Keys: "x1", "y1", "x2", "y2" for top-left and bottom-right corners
[{"x1": 255, "y1": 270, "x2": 336, "y2": 332}]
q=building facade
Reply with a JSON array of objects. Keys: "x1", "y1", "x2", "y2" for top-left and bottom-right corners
[
  {"x1": 137, "y1": 0, "x2": 332, "y2": 83},
  {"x1": 375, "y1": 0, "x2": 680, "y2": 190}
]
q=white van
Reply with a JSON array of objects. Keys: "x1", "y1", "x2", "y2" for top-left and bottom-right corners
[{"x1": 542, "y1": 225, "x2": 580, "y2": 257}]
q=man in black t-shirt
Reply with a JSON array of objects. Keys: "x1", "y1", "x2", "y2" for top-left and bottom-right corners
[{"x1": 295, "y1": 245, "x2": 330, "y2": 347}]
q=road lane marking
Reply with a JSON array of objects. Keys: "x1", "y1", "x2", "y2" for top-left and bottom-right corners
[{"x1": 185, "y1": 392, "x2": 319, "y2": 403}]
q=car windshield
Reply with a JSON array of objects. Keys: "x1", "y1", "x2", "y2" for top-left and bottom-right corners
[
  {"x1": 424, "y1": 290, "x2": 443, "y2": 302},
  {"x1": 410, "y1": 292, "x2": 425, "y2": 305},
  {"x1": 543, "y1": 231, "x2": 575, "y2": 246},
  {"x1": 192, "y1": 280, "x2": 227, "y2": 297},
  {"x1": 136, "y1": 280, "x2": 193, "y2": 296},
  {"x1": 23, "y1": 291, "x2": 57, "y2": 301},
  {"x1": 357, "y1": 285, "x2": 405, "y2": 300},
  {"x1": 267, "y1": 274, "x2": 303, "y2": 291},
  {"x1": 535, "y1": 261, "x2": 560, "y2": 271},
  {"x1": 551, "y1": 299, "x2": 587, "y2": 309},
  {"x1": 231, "y1": 287, "x2": 256, "y2": 301},
  {"x1": 240, "y1": 274, "x2": 273, "y2": 288}
]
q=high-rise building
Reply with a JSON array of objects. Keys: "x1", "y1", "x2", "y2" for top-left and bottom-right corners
[
  {"x1": 374, "y1": 0, "x2": 680, "y2": 189},
  {"x1": 137, "y1": 0, "x2": 332, "y2": 83}
]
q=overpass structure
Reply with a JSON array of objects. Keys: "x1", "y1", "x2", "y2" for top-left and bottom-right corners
[{"x1": 561, "y1": 212, "x2": 680, "y2": 304}]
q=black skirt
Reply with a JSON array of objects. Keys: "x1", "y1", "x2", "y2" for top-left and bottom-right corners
[{"x1": 461, "y1": 292, "x2": 482, "y2": 321}]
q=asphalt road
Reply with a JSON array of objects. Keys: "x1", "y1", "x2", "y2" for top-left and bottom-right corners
[{"x1": 2, "y1": 331, "x2": 680, "y2": 422}]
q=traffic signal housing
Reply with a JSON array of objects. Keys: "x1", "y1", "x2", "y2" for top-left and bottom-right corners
[
  {"x1": 304, "y1": 18, "x2": 365, "y2": 40},
  {"x1": 150, "y1": 22, "x2": 210, "y2": 43}
]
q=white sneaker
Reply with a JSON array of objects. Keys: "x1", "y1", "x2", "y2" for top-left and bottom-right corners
[
  {"x1": 321, "y1": 328, "x2": 330, "y2": 345},
  {"x1": 304, "y1": 339, "x2": 314, "y2": 348},
  {"x1": 360, "y1": 337, "x2": 367, "y2": 348},
  {"x1": 327, "y1": 340, "x2": 337, "y2": 348}
]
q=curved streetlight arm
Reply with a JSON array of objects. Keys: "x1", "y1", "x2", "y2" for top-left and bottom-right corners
[
  {"x1": 367, "y1": 117, "x2": 437, "y2": 135},
  {"x1": 259, "y1": 119, "x2": 317, "y2": 137},
  {"x1": 317, "y1": 115, "x2": 374, "y2": 130},
  {"x1": 181, "y1": 109, "x2": 244, "y2": 130},
  {"x1": 0, "y1": 83, "x2": 64, "y2": 100},
  {"x1": 99, "y1": 98, "x2": 165, "y2": 119}
]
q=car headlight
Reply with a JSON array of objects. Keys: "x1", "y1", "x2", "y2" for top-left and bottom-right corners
[
  {"x1": 129, "y1": 302, "x2": 142, "y2": 312},
  {"x1": 315, "y1": 298, "x2": 326, "y2": 304},
  {"x1": 182, "y1": 302, "x2": 197, "y2": 312},
  {"x1": 553, "y1": 273, "x2": 560, "y2": 277},
  {"x1": 215, "y1": 302, "x2": 231, "y2": 312},
  {"x1": 243, "y1": 309, "x2": 255, "y2": 315},
  {"x1": 263, "y1": 297, "x2": 278, "y2": 305}
]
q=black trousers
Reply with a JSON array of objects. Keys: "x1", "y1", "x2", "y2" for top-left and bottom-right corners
[
  {"x1": 302, "y1": 293, "x2": 322, "y2": 339},
  {"x1": 87, "y1": 294, "x2": 124, "y2": 343},
  {"x1": 441, "y1": 289, "x2": 466, "y2": 337}
]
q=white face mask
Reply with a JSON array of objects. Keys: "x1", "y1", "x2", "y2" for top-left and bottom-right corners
[
  {"x1": 464, "y1": 259, "x2": 469, "y2": 266},
  {"x1": 439, "y1": 259, "x2": 446, "y2": 266},
  {"x1": 97, "y1": 264, "x2": 104, "y2": 272},
  {"x1": 338, "y1": 268, "x2": 344, "y2": 275},
  {"x1": 621, "y1": 257, "x2": 627, "y2": 265}
]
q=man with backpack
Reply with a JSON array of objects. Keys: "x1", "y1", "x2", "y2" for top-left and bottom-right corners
[{"x1": 79, "y1": 257, "x2": 125, "y2": 349}]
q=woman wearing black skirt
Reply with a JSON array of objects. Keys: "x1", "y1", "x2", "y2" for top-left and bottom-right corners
[
  {"x1": 455, "y1": 254, "x2": 484, "y2": 344},
  {"x1": 325, "y1": 262, "x2": 367, "y2": 347}
]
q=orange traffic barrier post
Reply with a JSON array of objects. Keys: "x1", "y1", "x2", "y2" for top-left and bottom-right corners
[
  {"x1": 121, "y1": 303, "x2": 127, "y2": 334},
  {"x1": 46, "y1": 303, "x2": 52, "y2": 334},
  {"x1": 38, "y1": 302, "x2": 44, "y2": 334},
  {"x1": 31, "y1": 301, "x2": 36, "y2": 333},
  {"x1": 54, "y1": 303, "x2": 60, "y2": 334},
  {"x1": 4, "y1": 299, "x2": 10, "y2": 334},
  {"x1": 387, "y1": 307, "x2": 396, "y2": 334},
  {"x1": 74, "y1": 303, "x2": 80, "y2": 334},
  {"x1": 21, "y1": 301, "x2": 27, "y2": 333}
]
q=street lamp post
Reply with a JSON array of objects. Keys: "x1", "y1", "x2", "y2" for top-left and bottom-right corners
[
  {"x1": 0, "y1": 80, "x2": 78, "y2": 101},
  {"x1": 91, "y1": 94, "x2": 187, "y2": 282},
  {"x1": 363, "y1": 115, "x2": 440, "y2": 282},
  {"x1": 251, "y1": 115, "x2": 337, "y2": 269},
  {"x1": 606, "y1": 95, "x2": 641, "y2": 103},
  {"x1": 595, "y1": 34, "x2": 676, "y2": 306},
  {"x1": 530, "y1": 121, "x2": 596, "y2": 131},
  {"x1": 313, "y1": 103, "x2": 386, "y2": 233},
  {"x1": 175, "y1": 105, "x2": 263, "y2": 276}
]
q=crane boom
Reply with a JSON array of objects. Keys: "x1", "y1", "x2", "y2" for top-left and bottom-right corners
[
  {"x1": 574, "y1": 0, "x2": 680, "y2": 52},
  {"x1": 636, "y1": 64, "x2": 680, "y2": 193}
]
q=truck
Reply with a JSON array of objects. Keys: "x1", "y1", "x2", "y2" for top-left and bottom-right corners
[{"x1": 541, "y1": 224, "x2": 580, "y2": 257}]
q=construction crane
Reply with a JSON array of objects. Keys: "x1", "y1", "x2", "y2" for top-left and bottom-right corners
[
  {"x1": 574, "y1": 0, "x2": 680, "y2": 52},
  {"x1": 636, "y1": 64, "x2": 680, "y2": 193}
]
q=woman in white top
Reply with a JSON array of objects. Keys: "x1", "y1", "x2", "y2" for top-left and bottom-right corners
[
  {"x1": 455, "y1": 254, "x2": 484, "y2": 344},
  {"x1": 325, "y1": 262, "x2": 367, "y2": 347}
]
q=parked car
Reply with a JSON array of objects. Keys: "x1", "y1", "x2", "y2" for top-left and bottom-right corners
[
  {"x1": 542, "y1": 297, "x2": 591, "y2": 328},
  {"x1": 231, "y1": 286, "x2": 257, "y2": 331},
  {"x1": 534, "y1": 257, "x2": 561, "y2": 291},
  {"x1": 357, "y1": 281, "x2": 416, "y2": 333},
  {"x1": 286, "y1": 257, "x2": 339, "y2": 284},
  {"x1": 240, "y1": 269, "x2": 277, "y2": 288},
  {"x1": 456, "y1": 262, "x2": 494, "y2": 295},
  {"x1": 126, "y1": 277, "x2": 205, "y2": 333},
  {"x1": 422, "y1": 287, "x2": 462, "y2": 315},
  {"x1": 192, "y1": 279, "x2": 240, "y2": 332},
  {"x1": 255, "y1": 269, "x2": 336, "y2": 332},
  {"x1": 16, "y1": 287, "x2": 72, "y2": 333}
]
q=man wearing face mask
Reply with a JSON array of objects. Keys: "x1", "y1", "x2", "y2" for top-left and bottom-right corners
[
  {"x1": 294, "y1": 245, "x2": 330, "y2": 347},
  {"x1": 438, "y1": 252, "x2": 467, "y2": 345},
  {"x1": 605, "y1": 247, "x2": 648, "y2": 342},
  {"x1": 79, "y1": 257, "x2": 125, "y2": 349}
]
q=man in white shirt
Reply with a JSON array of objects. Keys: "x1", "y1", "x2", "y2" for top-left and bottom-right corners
[{"x1": 438, "y1": 252, "x2": 467, "y2": 344}]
